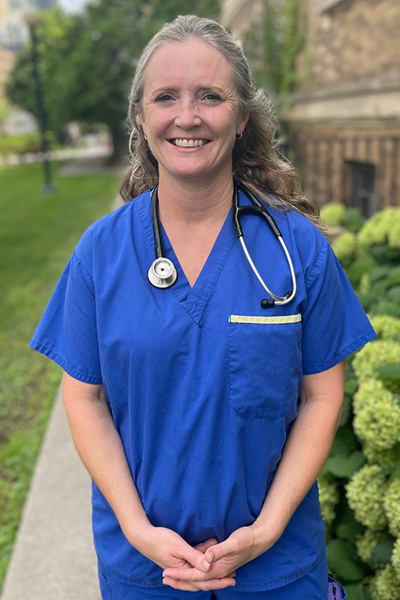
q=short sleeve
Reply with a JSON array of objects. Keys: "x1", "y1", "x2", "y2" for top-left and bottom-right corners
[
  {"x1": 302, "y1": 238, "x2": 376, "y2": 375},
  {"x1": 29, "y1": 249, "x2": 102, "y2": 384}
]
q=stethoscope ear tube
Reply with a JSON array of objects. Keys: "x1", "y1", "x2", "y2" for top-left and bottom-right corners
[
  {"x1": 239, "y1": 235, "x2": 296, "y2": 306},
  {"x1": 235, "y1": 182, "x2": 282, "y2": 238},
  {"x1": 234, "y1": 181, "x2": 297, "y2": 307}
]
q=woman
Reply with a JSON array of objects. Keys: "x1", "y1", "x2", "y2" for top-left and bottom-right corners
[{"x1": 30, "y1": 14, "x2": 375, "y2": 599}]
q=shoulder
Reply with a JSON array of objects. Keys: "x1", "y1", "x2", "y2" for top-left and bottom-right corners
[
  {"x1": 74, "y1": 189, "x2": 151, "y2": 268},
  {"x1": 264, "y1": 198, "x2": 329, "y2": 281}
]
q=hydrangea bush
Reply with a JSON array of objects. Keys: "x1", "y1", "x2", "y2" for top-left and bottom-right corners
[
  {"x1": 320, "y1": 202, "x2": 347, "y2": 227},
  {"x1": 332, "y1": 231, "x2": 357, "y2": 262},
  {"x1": 318, "y1": 205, "x2": 400, "y2": 600}
]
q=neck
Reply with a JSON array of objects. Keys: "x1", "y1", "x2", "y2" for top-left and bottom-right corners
[{"x1": 157, "y1": 173, "x2": 234, "y2": 226}]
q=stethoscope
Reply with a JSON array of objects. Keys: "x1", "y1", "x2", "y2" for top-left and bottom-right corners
[{"x1": 147, "y1": 181, "x2": 297, "y2": 308}]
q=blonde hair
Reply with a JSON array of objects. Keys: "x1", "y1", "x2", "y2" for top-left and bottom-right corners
[{"x1": 120, "y1": 14, "x2": 325, "y2": 231}]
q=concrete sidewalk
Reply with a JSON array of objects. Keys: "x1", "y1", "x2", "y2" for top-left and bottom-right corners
[{"x1": 0, "y1": 386, "x2": 101, "y2": 600}]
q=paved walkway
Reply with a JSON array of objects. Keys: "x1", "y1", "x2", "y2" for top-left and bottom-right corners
[
  {"x1": 1, "y1": 180, "x2": 124, "y2": 599},
  {"x1": 0, "y1": 386, "x2": 101, "y2": 600},
  {"x1": 0, "y1": 144, "x2": 112, "y2": 168}
]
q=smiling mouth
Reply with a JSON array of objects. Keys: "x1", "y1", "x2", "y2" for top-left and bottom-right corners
[{"x1": 169, "y1": 138, "x2": 210, "y2": 148}]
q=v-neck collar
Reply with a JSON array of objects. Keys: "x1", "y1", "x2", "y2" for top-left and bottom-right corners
[{"x1": 136, "y1": 189, "x2": 238, "y2": 326}]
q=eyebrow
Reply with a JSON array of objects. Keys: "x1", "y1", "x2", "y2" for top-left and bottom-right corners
[{"x1": 149, "y1": 86, "x2": 227, "y2": 96}]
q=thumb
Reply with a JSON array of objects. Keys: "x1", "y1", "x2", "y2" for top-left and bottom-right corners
[
  {"x1": 194, "y1": 538, "x2": 219, "y2": 553},
  {"x1": 205, "y1": 538, "x2": 233, "y2": 564},
  {"x1": 179, "y1": 541, "x2": 212, "y2": 572}
]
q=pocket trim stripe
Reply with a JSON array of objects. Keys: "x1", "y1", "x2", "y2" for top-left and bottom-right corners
[{"x1": 229, "y1": 314, "x2": 302, "y2": 324}]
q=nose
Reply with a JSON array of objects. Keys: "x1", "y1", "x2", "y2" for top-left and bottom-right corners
[{"x1": 174, "y1": 99, "x2": 201, "y2": 129}]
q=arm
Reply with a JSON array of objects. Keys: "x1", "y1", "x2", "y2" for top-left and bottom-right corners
[
  {"x1": 62, "y1": 371, "x2": 150, "y2": 540},
  {"x1": 62, "y1": 371, "x2": 234, "y2": 587},
  {"x1": 162, "y1": 360, "x2": 345, "y2": 589},
  {"x1": 251, "y1": 359, "x2": 345, "y2": 544}
]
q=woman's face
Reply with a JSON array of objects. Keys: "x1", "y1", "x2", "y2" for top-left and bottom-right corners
[{"x1": 138, "y1": 38, "x2": 249, "y2": 186}]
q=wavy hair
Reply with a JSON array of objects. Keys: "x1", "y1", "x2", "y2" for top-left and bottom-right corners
[{"x1": 120, "y1": 14, "x2": 325, "y2": 231}]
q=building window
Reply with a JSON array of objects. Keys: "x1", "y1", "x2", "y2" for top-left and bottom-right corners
[{"x1": 346, "y1": 161, "x2": 376, "y2": 218}]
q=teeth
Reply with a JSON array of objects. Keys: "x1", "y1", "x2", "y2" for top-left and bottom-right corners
[{"x1": 172, "y1": 139, "x2": 206, "y2": 147}]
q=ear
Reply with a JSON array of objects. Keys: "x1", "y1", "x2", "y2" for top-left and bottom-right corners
[
  {"x1": 238, "y1": 112, "x2": 250, "y2": 136},
  {"x1": 136, "y1": 106, "x2": 147, "y2": 137}
]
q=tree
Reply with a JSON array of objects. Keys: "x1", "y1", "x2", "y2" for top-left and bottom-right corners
[
  {"x1": 5, "y1": 7, "x2": 73, "y2": 141},
  {"x1": 6, "y1": 0, "x2": 220, "y2": 159},
  {"x1": 243, "y1": 0, "x2": 306, "y2": 99}
]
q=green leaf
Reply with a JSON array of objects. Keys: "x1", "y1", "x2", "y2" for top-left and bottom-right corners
[
  {"x1": 339, "y1": 395, "x2": 351, "y2": 427},
  {"x1": 388, "y1": 286, "x2": 400, "y2": 303},
  {"x1": 324, "y1": 451, "x2": 365, "y2": 478},
  {"x1": 390, "y1": 457, "x2": 400, "y2": 480},
  {"x1": 346, "y1": 254, "x2": 376, "y2": 288},
  {"x1": 326, "y1": 539, "x2": 367, "y2": 582},
  {"x1": 345, "y1": 583, "x2": 371, "y2": 600},
  {"x1": 330, "y1": 427, "x2": 358, "y2": 457},
  {"x1": 375, "y1": 300, "x2": 400, "y2": 317},
  {"x1": 335, "y1": 498, "x2": 365, "y2": 541},
  {"x1": 344, "y1": 208, "x2": 363, "y2": 233},
  {"x1": 345, "y1": 378, "x2": 358, "y2": 396},
  {"x1": 369, "y1": 265, "x2": 393, "y2": 283},
  {"x1": 374, "y1": 363, "x2": 400, "y2": 381},
  {"x1": 370, "y1": 541, "x2": 394, "y2": 564},
  {"x1": 387, "y1": 266, "x2": 400, "y2": 287},
  {"x1": 369, "y1": 244, "x2": 394, "y2": 263}
]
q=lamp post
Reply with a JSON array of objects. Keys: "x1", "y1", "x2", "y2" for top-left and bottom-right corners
[{"x1": 26, "y1": 12, "x2": 55, "y2": 194}]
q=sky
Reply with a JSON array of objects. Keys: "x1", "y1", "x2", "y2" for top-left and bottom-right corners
[{"x1": 57, "y1": 0, "x2": 89, "y2": 13}]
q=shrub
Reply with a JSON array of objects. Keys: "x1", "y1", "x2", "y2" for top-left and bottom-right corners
[
  {"x1": 320, "y1": 202, "x2": 346, "y2": 227},
  {"x1": 332, "y1": 231, "x2": 357, "y2": 264},
  {"x1": 369, "y1": 565, "x2": 400, "y2": 600},
  {"x1": 384, "y1": 479, "x2": 400, "y2": 538},
  {"x1": 346, "y1": 465, "x2": 388, "y2": 531}
]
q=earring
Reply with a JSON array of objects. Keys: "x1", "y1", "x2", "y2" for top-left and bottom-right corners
[{"x1": 236, "y1": 132, "x2": 243, "y2": 140}]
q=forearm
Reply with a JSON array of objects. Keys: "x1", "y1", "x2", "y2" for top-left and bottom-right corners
[
  {"x1": 252, "y1": 363, "x2": 345, "y2": 547},
  {"x1": 62, "y1": 374, "x2": 225, "y2": 581},
  {"x1": 62, "y1": 375, "x2": 151, "y2": 545},
  {"x1": 163, "y1": 363, "x2": 346, "y2": 585}
]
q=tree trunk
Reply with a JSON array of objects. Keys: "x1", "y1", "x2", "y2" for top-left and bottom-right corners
[{"x1": 109, "y1": 121, "x2": 129, "y2": 166}]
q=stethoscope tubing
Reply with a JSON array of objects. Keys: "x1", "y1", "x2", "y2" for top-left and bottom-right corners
[
  {"x1": 234, "y1": 182, "x2": 297, "y2": 306},
  {"x1": 148, "y1": 182, "x2": 297, "y2": 307}
]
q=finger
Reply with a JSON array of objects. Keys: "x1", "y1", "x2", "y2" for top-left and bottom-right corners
[
  {"x1": 163, "y1": 566, "x2": 237, "y2": 581},
  {"x1": 163, "y1": 576, "x2": 236, "y2": 592},
  {"x1": 163, "y1": 577, "x2": 200, "y2": 592},
  {"x1": 178, "y1": 542, "x2": 212, "y2": 572},
  {"x1": 193, "y1": 538, "x2": 218, "y2": 553}
]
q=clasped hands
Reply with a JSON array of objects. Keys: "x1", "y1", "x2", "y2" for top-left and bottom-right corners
[{"x1": 135, "y1": 522, "x2": 275, "y2": 592}]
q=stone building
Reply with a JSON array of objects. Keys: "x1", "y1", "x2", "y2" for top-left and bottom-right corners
[
  {"x1": 222, "y1": 0, "x2": 400, "y2": 213},
  {"x1": 220, "y1": 0, "x2": 263, "y2": 38},
  {"x1": 283, "y1": 0, "x2": 400, "y2": 213}
]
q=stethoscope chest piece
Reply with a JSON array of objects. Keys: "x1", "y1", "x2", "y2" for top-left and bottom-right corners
[{"x1": 148, "y1": 257, "x2": 177, "y2": 289}]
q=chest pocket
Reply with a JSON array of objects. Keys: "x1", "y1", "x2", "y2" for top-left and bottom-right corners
[{"x1": 228, "y1": 314, "x2": 302, "y2": 419}]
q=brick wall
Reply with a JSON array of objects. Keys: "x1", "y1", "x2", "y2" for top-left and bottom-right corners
[
  {"x1": 284, "y1": 0, "x2": 400, "y2": 209},
  {"x1": 298, "y1": 0, "x2": 400, "y2": 92}
]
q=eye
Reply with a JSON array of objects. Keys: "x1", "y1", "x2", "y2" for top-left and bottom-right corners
[
  {"x1": 202, "y1": 93, "x2": 222, "y2": 101},
  {"x1": 155, "y1": 93, "x2": 174, "y2": 102}
]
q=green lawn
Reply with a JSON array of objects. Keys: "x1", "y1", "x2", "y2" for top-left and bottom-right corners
[{"x1": 0, "y1": 162, "x2": 122, "y2": 590}]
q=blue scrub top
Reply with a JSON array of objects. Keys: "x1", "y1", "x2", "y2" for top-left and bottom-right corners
[{"x1": 30, "y1": 189, "x2": 376, "y2": 591}]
